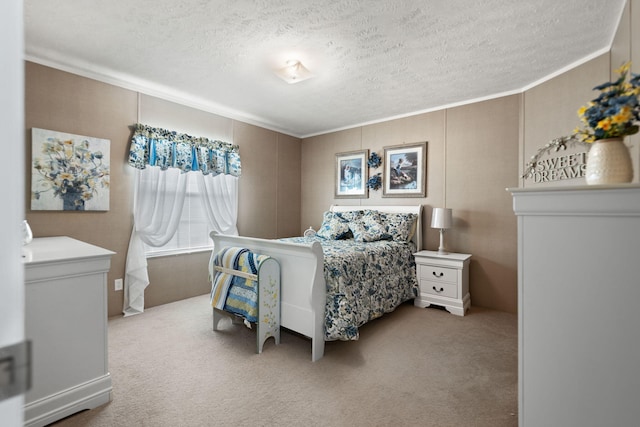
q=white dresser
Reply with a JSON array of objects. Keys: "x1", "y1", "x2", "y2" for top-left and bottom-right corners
[
  {"x1": 510, "y1": 184, "x2": 640, "y2": 427},
  {"x1": 23, "y1": 237, "x2": 114, "y2": 427}
]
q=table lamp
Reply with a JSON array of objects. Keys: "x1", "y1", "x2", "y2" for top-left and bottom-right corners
[{"x1": 431, "y1": 208, "x2": 453, "y2": 254}]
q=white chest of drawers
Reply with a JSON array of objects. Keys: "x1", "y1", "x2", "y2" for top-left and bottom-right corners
[
  {"x1": 23, "y1": 237, "x2": 114, "y2": 427},
  {"x1": 511, "y1": 184, "x2": 640, "y2": 426},
  {"x1": 413, "y1": 250, "x2": 471, "y2": 316}
]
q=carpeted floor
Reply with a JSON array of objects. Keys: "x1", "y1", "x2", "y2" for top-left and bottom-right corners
[{"x1": 51, "y1": 294, "x2": 517, "y2": 427}]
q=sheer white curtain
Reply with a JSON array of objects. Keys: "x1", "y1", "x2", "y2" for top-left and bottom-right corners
[
  {"x1": 123, "y1": 167, "x2": 188, "y2": 316},
  {"x1": 196, "y1": 172, "x2": 239, "y2": 236},
  {"x1": 123, "y1": 168, "x2": 240, "y2": 316}
]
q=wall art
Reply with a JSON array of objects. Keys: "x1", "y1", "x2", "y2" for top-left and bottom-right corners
[
  {"x1": 383, "y1": 142, "x2": 427, "y2": 197},
  {"x1": 335, "y1": 149, "x2": 368, "y2": 198},
  {"x1": 31, "y1": 128, "x2": 110, "y2": 211}
]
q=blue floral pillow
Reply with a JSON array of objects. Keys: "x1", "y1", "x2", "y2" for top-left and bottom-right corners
[
  {"x1": 316, "y1": 211, "x2": 351, "y2": 240},
  {"x1": 334, "y1": 210, "x2": 364, "y2": 223},
  {"x1": 379, "y1": 212, "x2": 418, "y2": 242},
  {"x1": 350, "y1": 210, "x2": 390, "y2": 242}
]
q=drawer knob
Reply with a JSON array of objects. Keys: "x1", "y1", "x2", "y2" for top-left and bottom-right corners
[
  {"x1": 432, "y1": 271, "x2": 444, "y2": 278},
  {"x1": 432, "y1": 286, "x2": 444, "y2": 293}
]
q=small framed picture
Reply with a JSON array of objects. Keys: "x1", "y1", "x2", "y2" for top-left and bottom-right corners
[
  {"x1": 335, "y1": 149, "x2": 369, "y2": 198},
  {"x1": 383, "y1": 142, "x2": 427, "y2": 197}
]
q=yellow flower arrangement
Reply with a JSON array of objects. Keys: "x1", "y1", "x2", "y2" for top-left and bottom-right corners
[{"x1": 573, "y1": 62, "x2": 640, "y2": 142}]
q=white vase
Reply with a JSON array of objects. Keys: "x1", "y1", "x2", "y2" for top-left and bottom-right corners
[{"x1": 585, "y1": 137, "x2": 633, "y2": 185}]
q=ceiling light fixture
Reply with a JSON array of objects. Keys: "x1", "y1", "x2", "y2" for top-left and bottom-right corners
[{"x1": 275, "y1": 60, "x2": 313, "y2": 84}]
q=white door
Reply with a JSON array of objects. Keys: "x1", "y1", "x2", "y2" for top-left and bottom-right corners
[{"x1": 0, "y1": 0, "x2": 26, "y2": 425}]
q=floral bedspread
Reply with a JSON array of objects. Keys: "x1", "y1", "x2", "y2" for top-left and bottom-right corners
[{"x1": 280, "y1": 236, "x2": 418, "y2": 341}]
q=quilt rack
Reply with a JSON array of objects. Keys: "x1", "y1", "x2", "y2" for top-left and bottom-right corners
[{"x1": 211, "y1": 248, "x2": 281, "y2": 354}]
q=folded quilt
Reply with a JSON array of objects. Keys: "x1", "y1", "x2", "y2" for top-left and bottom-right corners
[{"x1": 210, "y1": 246, "x2": 269, "y2": 323}]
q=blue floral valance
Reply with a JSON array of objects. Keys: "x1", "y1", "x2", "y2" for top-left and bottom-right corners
[{"x1": 128, "y1": 123, "x2": 241, "y2": 176}]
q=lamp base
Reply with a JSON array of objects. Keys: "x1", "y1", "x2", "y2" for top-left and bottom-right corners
[{"x1": 437, "y1": 229, "x2": 448, "y2": 255}]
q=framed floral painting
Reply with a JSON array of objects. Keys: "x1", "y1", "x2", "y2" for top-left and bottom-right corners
[
  {"x1": 31, "y1": 128, "x2": 110, "y2": 211},
  {"x1": 383, "y1": 142, "x2": 427, "y2": 197},
  {"x1": 335, "y1": 149, "x2": 369, "y2": 198}
]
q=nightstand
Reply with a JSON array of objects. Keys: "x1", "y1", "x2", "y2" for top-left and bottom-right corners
[{"x1": 413, "y1": 250, "x2": 471, "y2": 316}]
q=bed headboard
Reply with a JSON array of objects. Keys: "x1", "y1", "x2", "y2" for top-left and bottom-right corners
[{"x1": 329, "y1": 205, "x2": 423, "y2": 251}]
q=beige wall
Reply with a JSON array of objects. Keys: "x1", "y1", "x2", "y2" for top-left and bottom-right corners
[
  {"x1": 25, "y1": 63, "x2": 138, "y2": 318},
  {"x1": 25, "y1": 62, "x2": 301, "y2": 317},
  {"x1": 521, "y1": 55, "x2": 611, "y2": 188},
  {"x1": 446, "y1": 98, "x2": 520, "y2": 312},
  {"x1": 301, "y1": 98, "x2": 520, "y2": 313},
  {"x1": 302, "y1": 114, "x2": 446, "y2": 249}
]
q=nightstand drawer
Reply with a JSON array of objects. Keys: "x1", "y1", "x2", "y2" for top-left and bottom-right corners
[
  {"x1": 421, "y1": 280, "x2": 457, "y2": 299},
  {"x1": 418, "y1": 264, "x2": 457, "y2": 284}
]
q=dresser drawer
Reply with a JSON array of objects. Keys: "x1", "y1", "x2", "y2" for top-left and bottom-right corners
[
  {"x1": 418, "y1": 264, "x2": 457, "y2": 284},
  {"x1": 420, "y1": 280, "x2": 458, "y2": 299}
]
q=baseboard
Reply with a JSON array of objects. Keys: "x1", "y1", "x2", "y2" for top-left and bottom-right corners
[{"x1": 24, "y1": 374, "x2": 112, "y2": 427}]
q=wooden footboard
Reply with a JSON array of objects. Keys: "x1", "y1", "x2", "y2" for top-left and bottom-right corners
[{"x1": 210, "y1": 232, "x2": 326, "y2": 361}]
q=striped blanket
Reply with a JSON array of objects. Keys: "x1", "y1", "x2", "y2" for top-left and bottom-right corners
[{"x1": 210, "y1": 246, "x2": 269, "y2": 323}]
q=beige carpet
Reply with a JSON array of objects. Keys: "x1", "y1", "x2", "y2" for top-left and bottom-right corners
[{"x1": 51, "y1": 295, "x2": 517, "y2": 427}]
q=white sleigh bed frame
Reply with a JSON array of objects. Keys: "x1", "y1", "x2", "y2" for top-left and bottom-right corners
[{"x1": 210, "y1": 204, "x2": 423, "y2": 362}]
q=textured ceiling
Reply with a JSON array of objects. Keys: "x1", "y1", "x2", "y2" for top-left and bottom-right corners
[{"x1": 24, "y1": 0, "x2": 626, "y2": 138}]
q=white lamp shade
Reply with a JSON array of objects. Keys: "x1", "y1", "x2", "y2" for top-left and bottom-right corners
[{"x1": 431, "y1": 208, "x2": 452, "y2": 229}]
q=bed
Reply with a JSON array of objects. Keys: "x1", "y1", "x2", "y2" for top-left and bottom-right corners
[{"x1": 209, "y1": 204, "x2": 422, "y2": 361}]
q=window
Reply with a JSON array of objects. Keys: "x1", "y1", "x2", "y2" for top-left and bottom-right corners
[
  {"x1": 124, "y1": 124, "x2": 240, "y2": 315},
  {"x1": 144, "y1": 172, "x2": 212, "y2": 257}
]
